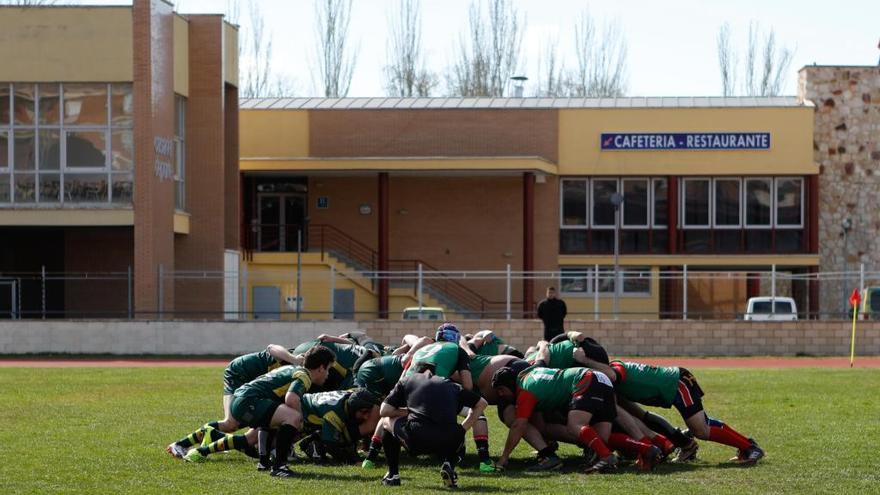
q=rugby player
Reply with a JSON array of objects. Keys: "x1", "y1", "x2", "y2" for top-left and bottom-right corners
[
  {"x1": 492, "y1": 364, "x2": 626, "y2": 474},
  {"x1": 291, "y1": 338, "x2": 375, "y2": 390},
  {"x1": 600, "y1": 360, "x2": 765, "y2": 465},
  {"x1": 466, "y1": 329, "x2": 524, "y2": 358},
  {"x1": 296, "y1": 389, "x2": 382, "y2": 464},
  {"x1": 182, "y1": 346, "x2": 335, "y2": 477},
  {"x1": 377, "y1": 363, "x2": 488, "y2": 488},
  {"x1": 166, "y1": 344, "x2": 300, "y2": 458}
]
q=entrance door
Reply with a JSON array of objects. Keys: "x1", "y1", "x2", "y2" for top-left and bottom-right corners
[
  {"x1": 253, "y1": 286, "x2": 280, "y2": 320},
  {"x1": 333, "y1": 288, "x2": 355, "y2": 319},
  {"x1": 258, "y1": 193, "x2": 306, "y2": 251},
  {"x1": 0, "y1": 279, "x2": 17, "y2": 319}
]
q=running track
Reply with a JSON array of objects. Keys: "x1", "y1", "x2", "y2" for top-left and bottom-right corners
[{"x1": 1, "y1": 357, "x2": 879, "y2": 368}]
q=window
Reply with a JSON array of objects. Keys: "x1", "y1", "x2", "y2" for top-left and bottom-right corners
[
  {"x1": 0, "y1": 82, "x2": 134, "y2": 205},
  {"x1": 652, "y1": 178, "x2": 667, "y2": 227},
  {"x1": 745, "y1": 178, "x2": 772, "y2": 227},
  {"x1": 174, "y1": 95, "x2": 186, "y2": 211},
  {"x1": 560, "y1": 266, "x2": 651, "y2": 295},
  {"x1": 561, "y1": 179, "x2": 587, "y2": 226},
  {"x1": 714, "y1": 179, "x2": 741, "y2": 227},
  {"x1": 622, "y1": 179, "x2": 649, "y2": 227},
  {"x1": 682, "y1": 179, "x2": 710, "y2": 227},
  {"x1": 776, "y1": 178, "x2": 802, "y2": 227},
  {"x1": 592, "y1": 179, "x2": 617, "y2": 227}
]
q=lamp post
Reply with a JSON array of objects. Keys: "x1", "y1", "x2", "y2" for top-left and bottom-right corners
[
  {"x1": 611, "y1": 192, "x2": 624, "y2": 319},
  {"x1": 842, "y1": 217, "x2": 852, "y2": 317}
]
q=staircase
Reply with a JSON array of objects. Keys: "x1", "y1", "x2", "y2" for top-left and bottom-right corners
[{"x1": 308, "y1": 224, "x2": 493, "y2": 318}]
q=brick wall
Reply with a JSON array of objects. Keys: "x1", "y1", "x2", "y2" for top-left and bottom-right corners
[{"x1": 309, "y1": 109, "x2": 558, "y2": 162}]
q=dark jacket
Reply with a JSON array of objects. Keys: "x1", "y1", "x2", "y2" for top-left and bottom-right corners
[{"x1": 537, "y1": 298, "x2": 567, "y2": 336}]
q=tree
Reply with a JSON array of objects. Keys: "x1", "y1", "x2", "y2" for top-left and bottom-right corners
[
  {"x1": 312, "y1": 0, "x2": 357, "y2": 97},
  {"x1": 448, "y1": 0, "x2": 525, "y2": 97},
  {"x1": 384, "y1": 0, "x2": 437, "y2": 97},
  {"x1": 716, "y1": 21, "x2": 794, "y2": 96},
  {"x1": 533, "y1": 37, "x2": 565, "y2": 97},
  {"x1": 566, "y1": 12, "x2": 628, "y2": 97},
  {"x1": 240, "y1": 0, "x2": 273, "y2": 98}
]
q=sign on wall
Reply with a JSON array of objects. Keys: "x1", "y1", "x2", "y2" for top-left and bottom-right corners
[
  {"x1": 600, "y1": 132, "x2": 770, "y2": 151},
  {"x1": 317, "y1": 196, "x2": 329, "y2": 209}
]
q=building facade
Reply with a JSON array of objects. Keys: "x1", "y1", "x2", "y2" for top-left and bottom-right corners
[
  {"x1": 239, "y1": 96, "x2": 819, "y2": 320},
  {"x1": 0, "y1": 2, "x2": 239, "y2": 317}
]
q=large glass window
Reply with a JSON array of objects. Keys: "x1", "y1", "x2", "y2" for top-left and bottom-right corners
[
  {"x1": 561, "y1": 179, "x2": 587, "y2": 226},
  {"x1": 714, "y1": 179, "x2": 741, "y2": 227},
  {"x1": 560, "y1": 266, "x2": 651, "y2": 295},
  {"x1": 745, "y1": 178, "x2": 772, "y2": 226},
  {"x1": 652, "y1": 179, "x2": 667, "y2": 227},
  {"x1": 592, "y1": 179, "x2": 618, "y2": 227},
  {"x1": 622, "y1": 179, "x2": 648, "y2": 227},
  {"x1": 0, "y1": 82, "x2": 134, "y2": 206},
  {"x1": 776, "y1": 178, "x2": 803, "y2": 227},
  {"x1": 174, "y1": 95, "x2": 186, "y2": 211},
  {"x1": 682, "y1": 179, "x2": 710, "y2": 226}
]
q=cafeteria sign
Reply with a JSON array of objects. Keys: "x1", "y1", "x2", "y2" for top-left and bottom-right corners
[{"x1": 601, "y1": 132, "x2": 770, "y2": 151}]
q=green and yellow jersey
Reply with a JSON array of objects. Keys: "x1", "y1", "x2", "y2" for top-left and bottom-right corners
[
  {"x1": 301, "y1": 390, "x2": 357, "y2": 446},
  {"x1": 294, "y1": 340, "x2": 371, "y2": 389},
  {"x1": 233, "y1": 365, "x2": 313, "y2": 401}
]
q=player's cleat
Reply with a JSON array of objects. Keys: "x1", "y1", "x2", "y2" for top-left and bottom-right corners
[
  {"x1": 166, "y1": 442, "x2": 188, "y2": 459},
  {"x1": 636, "y1": 445, "x2": 663, "y2": 472},
  {"x1": 381, "y1": 473, "x2": 401, "y2": 486},
  {"x1": 269, "y1": 465, "x2": 296, "y2": 478},
  {"x1": 362, "y1": 458, "x2": 377, "y2": 469},
  {"x1": 183, "y1": 449, "x2": 206, "y2": 463},
  {"x1": 582, "y1": 447, "x2": 599, "y2": 466},
  {"x1": 674, "y1": 439, "x2": 699, "y2": 462},
  {"x1": 731, "y1": 440, "x2": 765, "y2": 466},
  {"x1": 256, "y1": 458, "x2": 271, "y2": 471},
  {"x1": 584, "y1": 454, "x2": 618, "y2": 475},
  {"x1": 440, "y1": 462, "x2": 458, "y2": 488},
  {"x1": 455, "y1": 445, "x2": 466, "y2": 465},
  {"x1": 525, "y1": 454, "x2": 562, "y2": 472},
  {"x1": 479, "y1": 461, "x2": 500, "y2": 473}
]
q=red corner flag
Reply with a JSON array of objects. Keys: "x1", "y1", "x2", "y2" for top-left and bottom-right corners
[{"x1": 849, "y1": 288, "x2": 861, "y2": 307}]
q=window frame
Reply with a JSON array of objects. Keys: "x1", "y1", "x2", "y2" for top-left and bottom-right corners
[
  {"x1": 559, "y1": 178, "x2": 589, "y2": 229},
  {"x1": 743, "y1": 177, "x2": 773, "y2": 229},
  {"x1": 651, "y1": 178, "x2": 668, "y2": 228},
  {"x1": 621, "y1": 177, "x2": 650, "y2": 229},
  {"x1": 559, "y1": 265, "x2": 652, "y2": 297},
  {"x1": 590, "y1": 178, "x2": 619, "y2": 230},
  {"x1": 774, "y1": 177, "x2": 804, "y2": 229},
  {"x1": 680, "y1": 177, "x2": 712, "y2": 228},
  {"x1": 713, "y1": 177, "x2": 743, "y2": 229}
]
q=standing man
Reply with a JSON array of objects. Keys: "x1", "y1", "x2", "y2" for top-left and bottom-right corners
[{"x1": 537, "y1": 287, "x2": 567, "y2": 341}]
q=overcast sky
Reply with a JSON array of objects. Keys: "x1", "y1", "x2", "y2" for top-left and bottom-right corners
[{"x1": 66, "y1": 0, "x2": 880, "y2": 97}]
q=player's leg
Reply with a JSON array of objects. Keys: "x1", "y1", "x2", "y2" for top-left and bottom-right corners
[
  {"x1": 265, "y1": 404, "x2": 304, "y2": 476},
  {"x1": 618, "y1": 395, "x2": 694, "y2": 453},
  {"x1": 459, "y1": 406, "x2": 495, "y2": 472},
  {"x1": 676, "y1": 369, "x2": 763, "y2": 465},
  {"x1": 168, "y1": 411, "x2": 241, "y2": 459},
  {"x1": 379, "y1": 416, "x2": 405, "y2": 485},
  {"x1": 497, "y1": 404, "x2": 561, "y2": 470},
  {"x1": 362, "y1": 417, "x2": 386, "y2": 468},
  {"x1": 607, "y1": 407, "x2": 665, "y2": 470},
  {"x1": 568, "y1": 409, "x2": 616, "y2": 474}
]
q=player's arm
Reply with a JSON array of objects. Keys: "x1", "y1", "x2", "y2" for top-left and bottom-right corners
[
  {"x1": 566, "y1": 331, "x2": 584, "y2": 343},
  {"x1": 267, "y1": 344, "x2": 299, "y2": 365},
  {"x1": 535, "y1": 340, "x2": 551, "y2": 366},
  {"x1": 497, "y1": 392, "x2": 537, "y2": 466},
  {"x1": 459, "y1": 334, "x2": 477, "y2": 358},
  {"x1": 573, "y1": 349, "x2": 616, "y2": 379},
  {"x1": 284, "y1": 390, "x2": 302, "y2": 410},
  {"x1": 380, "y1": 380, "x2": 409, "y2": 418},
  {"x1": 317, "y1": 334, "x2": 354, "y2": 344},
  {"x1": 460, "y1": 398, "x2": 488, "y2": 432},
  {"x1": 455, "y1": 348, "x2": 474, "y2": 390},
  {"x1": 400, "y1": 336, "x2": 432, "y2": 364}
]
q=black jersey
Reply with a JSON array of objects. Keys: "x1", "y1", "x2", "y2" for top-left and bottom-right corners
[{"x1": 384, "y1": 372, "x2": 481, "y2": 425}]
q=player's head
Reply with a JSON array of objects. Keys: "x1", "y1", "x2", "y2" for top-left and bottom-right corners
[
  {"x1": 435, "y1": 322, "x2": 460, "y2": 343},
  {"x1": 546, "y1": 286, "x2": 557, "y2": 299},
  {"x1": 491, "y1": 366, "x2": 518, "y2": 399},
  {"x1": 303, "y1": 345, "x2": 336, "y2": 385},
  {"x1": 348, "y1": 389, "x2": 381, "y2": 424},
  {"x1": 414, "y1": 361, "x2": 436, "y2": 375},
  {"x1": 342, "y1": 330, "x2": 368, "y2": 345}
]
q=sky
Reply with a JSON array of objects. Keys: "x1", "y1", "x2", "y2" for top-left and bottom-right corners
[{"x1": 66, "y1": 0, "x2": 880, "y2": 97}]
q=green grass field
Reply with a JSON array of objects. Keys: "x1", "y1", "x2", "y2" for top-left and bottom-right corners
[{"x1": 1, "y1": 366, "x2": 878, "y2": 494}]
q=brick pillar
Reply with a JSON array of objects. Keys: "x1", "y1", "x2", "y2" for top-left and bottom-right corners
[
  {"x1": 667, "y1": 176, "x2": 677, "y2": 254},
  {"x1": 132, "y1": 0, "x2": 176, "y2": 317},
  {"x1": 378, "y1": 172, "x2": 389, "y2": 318},
  {"x1": 523, "y1": 172, "x2": 535, "y2": 318}
]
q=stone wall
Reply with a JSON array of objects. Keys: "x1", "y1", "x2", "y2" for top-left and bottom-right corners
[
  {"x1": 1, "y1": 319, "x2": 878, "y2": 357},
  {"x1": 800, "y1": 66, "x2": 880, "y2": 315}
]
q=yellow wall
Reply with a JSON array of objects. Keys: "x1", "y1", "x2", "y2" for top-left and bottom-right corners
[
  {"x1": 0, "y1": 7, "x2": 133, "y2": 82},
  {"x1": 558, "y1": 107, "x2": 816, "y2": 176},
  {"x1": 240, "y1": 110, "x2": 310, "y2": 158},
  {"x1": 173, "y1": 14, "x2": 189, "y2": 96},
  {"x1": 223, "y1": 22, "x2": 239, "y2": 87},
  {"x1": 559, "y1": 266, "x2": 662, "y2": 319},
  {"x1": 0, "y1": 209, "x2": 133, "y2": 226}
]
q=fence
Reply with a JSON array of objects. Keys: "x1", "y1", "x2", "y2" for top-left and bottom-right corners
[{"x1": 2, "y1": 265, "x2": 879, "y2": 321}]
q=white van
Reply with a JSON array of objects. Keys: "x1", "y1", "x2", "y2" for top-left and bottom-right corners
[
  {"x1": 402, "y1": 306, "x2": 446, "y2": 321},
  {"x1": 743, "y1": 297, "x2": 798, "y2": 321}
]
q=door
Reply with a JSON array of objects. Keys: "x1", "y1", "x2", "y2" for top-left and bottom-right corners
[
  {"x1": 252, "y1": 286, "x2": 281, "y2": 320},
  {"x1": 0, "y1": 280, "x2": 16, "y2": 319},
  {"x1": 333, "y1": 288, "x2": 355, "y2": 320},
  {"x1": 258, "y1": 193, "x2": 306, "y2": 252}
]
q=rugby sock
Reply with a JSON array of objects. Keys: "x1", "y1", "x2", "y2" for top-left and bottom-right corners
[
  {"x1": 642, "y1": 411, "x2": 691, "y2": 447},
  {"x1": 196, "y1": 434, "x2": 248, "y2": 457},
  {"x1": 537, "y1": 446, "x2": 557, "y2": 459},
  {"x1": 382, "y1": 431, "x2": 401, "y2": 476},
  {"x1": 258, "y1": 429, "x2": 270, "y2": 466},
  {"x1": 175, "y1": 421, "x2": 221, "y2": 448},
  {"x1": 651, "y1": 433, "x2": 676, "y2": 455},
  {"x1": 708, "y1": 424, "x2": 752, "y2": 450},
  {"x1": 578, "y1": 426, "x2": 612, "y2": 459},
  {"x1": 273, "y1": 424, "x2": 299, "y2": 470},
  {"x1": 366, "y1": 435, "x2": 383, "y2": 461},
  {"x1": 607, "y1": 433, "x2": 653, "y2": 456}
]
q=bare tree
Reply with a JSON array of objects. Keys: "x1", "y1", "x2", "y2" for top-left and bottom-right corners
[
  {"x1": 717, "y1": 22, "x2": 737, "y2": 97},
  {"x1": 716, "y1": 21, "x2": 794, "y2": 96},
  {"x1": 566, "y1": 12, "x2": 628, "y2": 97},
  {"x1": 448, "y1": 0, "x2": 525, "y2": 97},
  {"x1": 533, "y1": 37, "x2": 565, "y2": 97},
  {"x1": 240, "y1": 0, "x2": 272, "y2": 98},
  {"x1": 312, "y1": 0, "x2": 357, "y2": 97},
  {"x1": 384, "y1": 0, "x2": 437, "y2": 97}
]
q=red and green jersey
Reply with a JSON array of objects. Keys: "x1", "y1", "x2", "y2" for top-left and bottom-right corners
[
  {"x1": 473, "y1": 330, "x2": 504, "y2": 357},
  {"x1": 469, "y1": 355, "x2": 493, "y2": 380},
  {"x1": 355, "y1": 355, "x2": 404, "y2": 397},
  {"x1": 525, "y1": 339, "x2": 577, "y2": 369},
  {"x1": 404, "y1": 342, "x2": 468, "y2": 378},
  {"x1": 514, "y1": 367, "x2": 591, "y2": 419},
  {"x1": 234, "y1": 365, "x2": 313, "y2": 401},
  {"x1": 611, "y1": 360, "x2": 680, "y2": 407}
]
